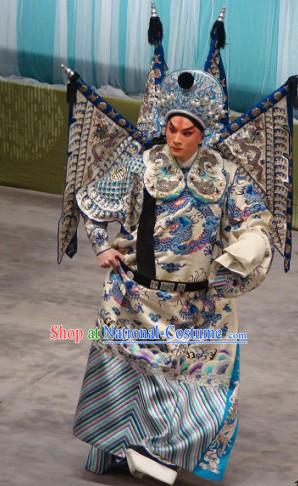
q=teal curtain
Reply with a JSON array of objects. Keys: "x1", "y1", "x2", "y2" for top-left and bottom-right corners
[
  {"x1": 224, "y1": 0, "x2": 279, "y2": 111},
  {"x1": 0, "y1": 0, "x2": 296, "y2": 112},
  {"x1": 17, "y1": 0, "x2": 57, "y2": 82}
]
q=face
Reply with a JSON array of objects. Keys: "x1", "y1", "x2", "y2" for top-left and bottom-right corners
[{"x1": 165, "y1": 115, "x2": 203, "y2": 162}]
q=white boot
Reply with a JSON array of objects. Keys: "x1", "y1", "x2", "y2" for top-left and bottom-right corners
[{"x1": 125, "y1": 447, "x2": 177, "y2": 485}]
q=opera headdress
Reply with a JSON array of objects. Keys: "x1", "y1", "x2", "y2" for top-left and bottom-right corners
[{"x1": 156, "y1": 69, "x2": 226, "y2": 145}]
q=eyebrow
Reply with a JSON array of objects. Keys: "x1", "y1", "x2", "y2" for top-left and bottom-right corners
[{"x1": 169, "y1": 120, "x2": 195, "y2": 131}]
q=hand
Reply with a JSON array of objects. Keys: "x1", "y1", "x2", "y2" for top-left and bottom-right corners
[{"x1": 96, "y1": 248, "x2": 125, "y2": 270}]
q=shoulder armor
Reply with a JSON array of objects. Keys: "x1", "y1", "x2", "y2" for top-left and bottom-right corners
[
  {"x1": 76, "y1": 154, "x2": 145, "y2": 229},
  {"x1": 187, "y1": 147, "x2": 227, "y2": 203}
]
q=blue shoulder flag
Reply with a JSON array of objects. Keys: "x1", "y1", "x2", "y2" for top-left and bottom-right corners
[
  {"x1": 57, "y1": 3, "x2": 167, "y2": 263},
  {"x1": 217, "y1": 76, "x2": 298, "y2": 272},
  {"x1": 137, "y1": 2, "x2": 168, "y2": 141},
  {"x1": 204, "y1": 7, "x2": 229, "y2": 126}
]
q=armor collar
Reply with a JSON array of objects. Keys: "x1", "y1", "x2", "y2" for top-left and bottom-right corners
[{"x1": 143, "y1": 144, "x2": 227, "y2": 202}]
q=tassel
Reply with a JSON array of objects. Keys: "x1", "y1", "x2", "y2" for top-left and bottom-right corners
[
  {"x1": 148, "y1": 3, "x2": 163, "y2": 45},
  {"x1": 66, "y1": 231, "x2": 78, "y2": 259},
  {"x1": 288, "y1": 75, "x2": 298, "y2": 109},
  {"x1": 66, "y1": 79, "x2": 78, "y2": 104},
  {"x1": 211, "y1": 19, "x2": 226, "y2": 49},
  {"x1": 210, "y1": 7, "x2": 226, "y2": 49}
]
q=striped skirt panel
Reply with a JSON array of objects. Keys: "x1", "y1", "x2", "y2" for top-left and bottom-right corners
[{"x1": 73, "y1": 344, "x2": 233, "y2": 473}]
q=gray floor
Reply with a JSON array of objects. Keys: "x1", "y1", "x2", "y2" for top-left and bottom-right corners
[{"x1": 0, "y1": 185, "x2": 297, "y2": 486}]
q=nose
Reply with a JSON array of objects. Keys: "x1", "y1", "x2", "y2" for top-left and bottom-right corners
[{"x1": 172, "y1": 132, "x2": 183, "y2": 145}]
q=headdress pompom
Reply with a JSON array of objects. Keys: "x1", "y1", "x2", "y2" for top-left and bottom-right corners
[{"x1": 178, "y1": 72, "x2": 194, "y2": 90}]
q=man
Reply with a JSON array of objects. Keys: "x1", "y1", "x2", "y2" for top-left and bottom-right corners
[
  {"x1": 73, "y1": 70, "x2": 273, "y2": 484},
  {"x1": 96, "y1": 115, "x2": 204, "y2": 270}
]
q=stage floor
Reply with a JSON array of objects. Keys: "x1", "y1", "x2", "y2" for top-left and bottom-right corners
[{"x1": 0, "y1": 185, "x2": 297, "y2": 486}]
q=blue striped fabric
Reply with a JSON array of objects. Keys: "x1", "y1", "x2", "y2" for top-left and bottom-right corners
[
  {"x1": 84, "y1": 446, "x2": 112, "y2": 474},
  {"x1": 73, "y1": 344, "x2": 239, "y2": 478}
]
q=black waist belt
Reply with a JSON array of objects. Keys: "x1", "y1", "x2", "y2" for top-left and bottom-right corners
[{"x1": 121, "y1": 262, "x2": 208, "y2": 293}]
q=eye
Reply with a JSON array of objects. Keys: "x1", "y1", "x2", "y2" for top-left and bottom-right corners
[
  {"x1": 169, "y1": 126, "x2": 176, "y2": 133},
  {"x1": 183, "y1": 131, "x2": 193, "y2": 137}
]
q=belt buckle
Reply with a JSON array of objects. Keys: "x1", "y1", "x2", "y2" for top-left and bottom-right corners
[
  {"x1": 177, "y1": 283, "x2": 186, "y2": 293},
  {"x1": 160, "y1": 281, "x2": 176, "y2": 292},
  {"x1": 149, "y1": 280, "x2": 159, "y2": 290}
]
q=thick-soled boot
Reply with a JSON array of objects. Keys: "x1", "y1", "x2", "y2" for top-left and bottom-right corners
[
  {"x1": 85, "y1": 446, "x2": 129, "y2": 474},
  {"x1": 125, "y1": 445, "x2": 177, "y2": 485}
]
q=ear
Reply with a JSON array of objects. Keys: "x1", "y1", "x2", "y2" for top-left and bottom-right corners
[{"x1": 198, "y1": 129, "x2": 204, "y2": 142}]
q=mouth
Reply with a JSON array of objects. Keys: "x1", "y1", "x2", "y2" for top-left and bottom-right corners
[{"x1": 171, "y1": 146, "x2": 182, "y2": 151}]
